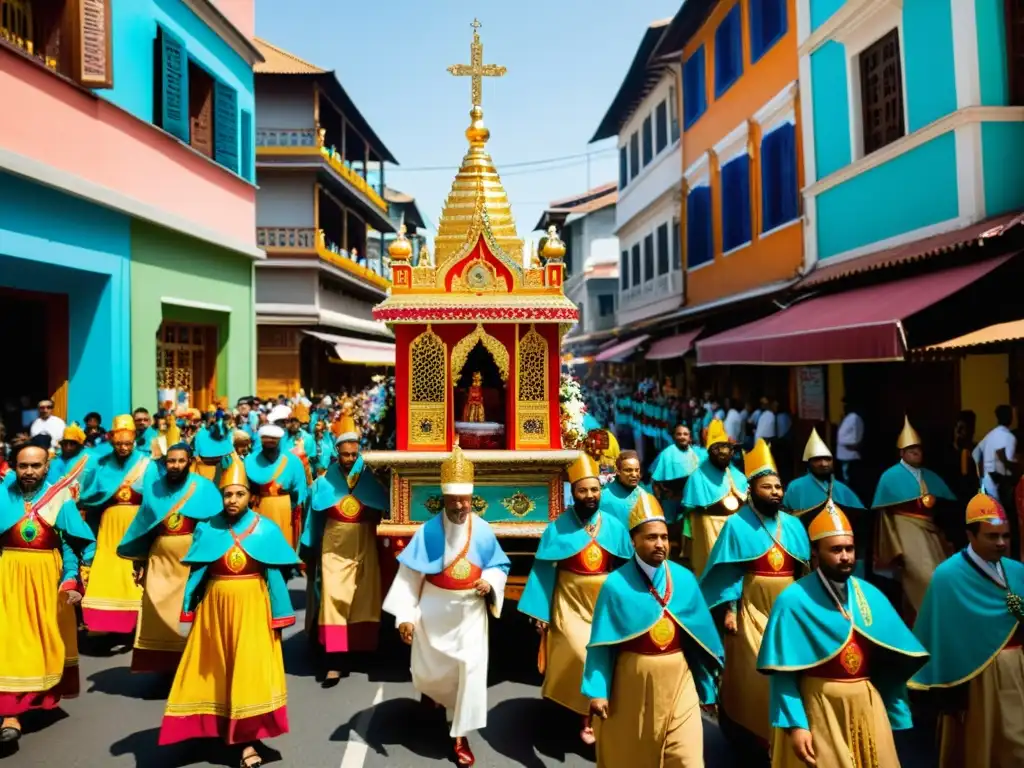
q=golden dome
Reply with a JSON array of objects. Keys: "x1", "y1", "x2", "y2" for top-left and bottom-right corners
[
  {"x1": 389, "y1": 224, "x2": 413, "y2": 262},
  {"x1": 540, "y1": 225, "x2": 566, "y2": 261},
  {"x1": 434, "y1": 21, "x2": 521, "y2": 269}
]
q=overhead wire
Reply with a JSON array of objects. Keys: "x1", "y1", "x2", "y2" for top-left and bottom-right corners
[{"x1": 388, "y1": 147, "x2": 617, "y2": 173}]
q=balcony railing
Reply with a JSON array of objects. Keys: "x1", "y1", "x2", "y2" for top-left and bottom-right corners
[
  {"x1": 256, "y1": 126, "x2": 388, "y2": 213},
  {"x1": 255, "y1": 226, "x2": 391, "y2": 290}
]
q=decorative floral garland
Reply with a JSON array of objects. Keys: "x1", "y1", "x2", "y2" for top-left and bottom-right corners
[{"x1": 559, "y1": 373, "x2": 587, "y2": 449}]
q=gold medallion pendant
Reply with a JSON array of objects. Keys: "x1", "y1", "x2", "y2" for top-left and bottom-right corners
[
  {"x1": 450, "y1": 557, "x2": 472, "y2": 581},
  {"x1": 582, "y1": 541, "x2": 603, "y2": 572},
  {"x1": 722, "y1": 494, "x2": 740, "y2": 512},
  {"x1": 165, "y1": 512, "x2": 184, "y2": 532},
  {"x1": 340, "y1": 495, "x2": 362, "y2": 519},
  {"x1": 840, "y1": 642, "x2": 863, "y2": 676},
  {"x1": 921, "y1": 493, "x2": 936, "y2": 509},
  {"x1": 116, "y1": 486, "x2": 133, "y2": 503},
  {"x1": 226, "y1": 545, "x2": 248, "y2": 574},
  {"x1": 766, "y1": 545, "x2": 785, "y2": 572},
  {"x1": 649, "y1": 614, "x2": 676, "y2": 649}
]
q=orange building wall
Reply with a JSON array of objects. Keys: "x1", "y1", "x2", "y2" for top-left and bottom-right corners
[{"x1": 680, "y1": 0, "x2": 804, "y2": 306}]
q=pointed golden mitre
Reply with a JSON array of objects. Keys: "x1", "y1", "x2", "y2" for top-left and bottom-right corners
[
  {"x1": 62, "y1": 422, "x2": 86, "y2": 445},
  {"x1": 896, "y1": 416, "x2": 922, "y2": 450},
  {"x1": 803, "y1": 427, "x2": 832, "y2": 461},
  {"x1": 966, "y1": 491, "x2": 1009, "y2": 526},
  {"x1": 567, "y1": 453, "x2": 600, "y2": 486},
  {"x1": 744, "y1": 438, "x2": 778, "y2": 480},
  {"x1": 628, "y1": 491, "x2": 666, "y2": 532},
  {"x1": 705, "y1": 418, "x2": 730, "y2": 448},
  {"x1": 219, "y1": 453, "x2": 248, "y2": 490},
  {"x1": 808, "y1": 500, "x2": 854, "y2": 542},
  {"x1": 335, "y1": 414, "x2": 359, "y2": 443},
  {"x1": 292, "y1": 402, "x2": 311, "y2": 424},
  {"x1": 440, "y1": 443, "x2": 475, "y2": 495},
  {"x1": 111, "y1": 414, "x2": 135, "y2": 438}
]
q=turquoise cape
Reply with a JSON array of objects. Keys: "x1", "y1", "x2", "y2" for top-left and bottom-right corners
[
  {"x1": 518, "y1": 507, "x2": 634, "y2": 623},
  {"x1": 871, "y1": 462, "x2": 955, "y2": 508},
  {"x1": 193, "y1": 425, "x2": 234, "y2": 459},
  {"x1": 244, "y1": 451, "x2": 307, "y2": 506},
  {"x1": 312, "y1": 433, "x2": 337, "y2": 474},
  {"x1": 115, "y1": 474, "x2": 223, "y2": 561},
  {"x1": 597, "y1": 480, "x2": 652, "y2": 529},
  {"x1": 649, "y1": 444, "x2": 707, "y2": 483},
  {"x1": 180, "y1": 509, "x2": 301, "y2": 624},
  {"x1": 757, "y1": 572, "x2": 928, "y2": 730},
  {"x1": 281, "y1": 430, "x2": 316, "y2": 465},
  {"x1": 77, "y1": 451, "x2": 152, "y2": 511},
  {"x1": 783, "y1": 473, "x2": 864, "y2": 516},
  {"x1": 582, "y1": 559, "x2": 724, "y2": 704},
  {"x1": 699, "y1": 503, "x2": 810, "y2": 610},
  {"x1": 300, "y1": 456, "x2": 390, "y2": 555},
  {"x1": 583, "y1": 413, "x2": 601, "y2": 432},
  {"x1": 46, "y1": 450, "x2": 92, "y2": 487},
  {"x1": 681, "y1": 460, "x2": 748, "y2": 516},
  {"x1": 910, "y1": 551, "x2": 1024, "y2": 689},
  {"x1": 396, "y1": 513, "x2": 510, "y2": 576},
  {"x1": 0, "y1": 481, "x2": 96, "y2": 584}
]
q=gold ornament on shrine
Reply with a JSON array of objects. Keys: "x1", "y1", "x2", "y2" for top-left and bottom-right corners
[
  {"x1": 540, "y1": 226, "x2": 566, "y2": 262},
  {"x1": 389, "y1": 224, "x2": 413, "y2": 262}
]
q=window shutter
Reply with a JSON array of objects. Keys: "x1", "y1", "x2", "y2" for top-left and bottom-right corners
[
  {"x1": 156, "y1": 26, "x2": 189, "y2": 143},
  {"x1": 240, "y1": 109, "x2": 253, "y2": 181},
  {"x1": 64, "y1": 0, "x2": 113, "y2": 88},
  {"x1": 213, "y1": 80, "x2": 239, "y2": 173}
]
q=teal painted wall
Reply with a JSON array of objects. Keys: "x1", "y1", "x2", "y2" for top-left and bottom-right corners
[
  {"x1": 903, "y1": 0, "x2": 957, "y2": 130},
  {"x1": 816, "y1": 134, "x2": 959, "y2": 259},
  {"x1": 982, "y1": 122, "x2": 1024, "y2": 216},
  {"x1": 129, "y1": 220, "x2": 254, "y2": 409},
  {"x1": 977, "y1": 0, "x2": 1010, "y2": 105},
  {"x1": 811, "y1": 42, "x2": 851, "y2": 179},
  {"x1": 0, "y1": 173, "x2": 131, "y2": 422},
  {"x1": 809, "y1": 0, "x2": 845, "y2": 31}
]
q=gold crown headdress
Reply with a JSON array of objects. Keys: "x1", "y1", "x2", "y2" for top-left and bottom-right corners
[
  {"x1": 896, "y1": 416, "x2": 922, "y2": 450},
  {"x1": 62, "y1": 422, "x2": 87, "y2": 445},
  {"x1": 566, "y1": 453, "x2": 600, "y2": 486},
  {"x1": 627, "y1": 490, "x2": 666, "y2": 532},
  {"x1": 111, "y1": 414, "x2": 135, "y2": 439},
  {"x1": 440, "y1": 442, "x2": 474, "y2": 495},
  {"x1": 744, "y1": 438, "x2": 778, "y2": 480},
  {"x1": 965, "y1": 491, "x2": 1008, "y2": 526},
  {"x1": 802, "y1": 427, "x2": 832, "y2": 461},
  {"x1": 808, "y1": 500, "x2": 854, "y2": 542},
  {"x1": 218, "y1": 453, "x2": 248, "y2": 490},
  {"x1": 705, "y1": 418, "x2": 730, "y2": 448}
]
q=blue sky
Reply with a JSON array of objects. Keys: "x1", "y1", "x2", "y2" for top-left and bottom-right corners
[{"x1": 254, "y1": 0, "x2": 681, "y2": 239}]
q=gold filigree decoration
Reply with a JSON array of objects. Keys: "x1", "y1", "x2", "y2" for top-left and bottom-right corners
[
  {"x1": 412, "y1": 267, "x2": 437, "y2": 287},
  {"x1": 451, "y1": 324, "x2": 510, "y2": 382},
  {"x1": 516, "y1": 325, "x2": 549, "y2": 444},
  {"x1": 501, "y1": 491, "x2": 535, "y2": 518},
  {"x1": 450, "y1": 258, "x2": 510, "y2": 293},
  {"x1": 852, "y1": 579, "x2": 873, "y2": 627},
  {"x1": 409, "y1": 327, "x2": 448, "y2": 446},
  {"x1": 524, "y1": 269, "x2": 544, "y2": 287}
]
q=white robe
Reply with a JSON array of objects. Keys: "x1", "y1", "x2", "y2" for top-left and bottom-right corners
[{"x1": 381, "y1": 513, "x2": 507, "y2": 737}]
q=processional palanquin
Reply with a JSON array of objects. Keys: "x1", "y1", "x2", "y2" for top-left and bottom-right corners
[{"x1": 364, "y1": 20, "x2": 580, "y2": 598}]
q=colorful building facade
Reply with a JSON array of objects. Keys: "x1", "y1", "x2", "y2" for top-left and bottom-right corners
[{"x1": 0, "y1": 0, "x2": 261, "y2": 423}]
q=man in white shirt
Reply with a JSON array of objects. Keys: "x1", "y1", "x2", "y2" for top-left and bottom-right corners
[
  {"x1": 723, "y1": 400, "x2": 744, "y2": 443},
  {"x1": 754, "y1": 403, "x2": 777, "y2": 441},
  {"x1": 973, "y1": 405, "x2": 1017, "y2": 499},
  {"x1": 29, "y1": 399, "x2": 66, "y2": 450}
]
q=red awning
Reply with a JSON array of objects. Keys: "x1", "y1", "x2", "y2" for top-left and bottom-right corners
[
  {"x1": 596, "y1": 334, "x2": 650, "y2": 362},
  {"x1": 647, "y1": 327, "x2": 704, "y2": 360},
  {"x1": 696, "y1": 257, "x2": 1011, "y2": 366}
]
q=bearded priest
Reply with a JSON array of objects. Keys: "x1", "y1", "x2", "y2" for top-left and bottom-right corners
[
  {"x1": 381, "y1": 444, "x2": 510, "y2": 767},
  {"x1": 519, "y1": 453, "x2": 633, "y2": 745},
  {"x1": 757, "y1": 502, "x2": 928, "y2": 768}
]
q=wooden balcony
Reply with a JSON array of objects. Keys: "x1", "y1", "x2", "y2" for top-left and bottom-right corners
[
  {"x1": 256, "y1": 126, "x2": 388, "y2": 214},
  {"x1": 256, "y1": 226, "x2": 391, "y2": 291}
]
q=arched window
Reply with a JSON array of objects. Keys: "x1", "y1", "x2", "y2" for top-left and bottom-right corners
[
  {"x1": 516, "y1": 325, "x2": 549, "y2": 445},
  {"x1": 409, "y1": 327, "x2": 448, "y2": 446}
]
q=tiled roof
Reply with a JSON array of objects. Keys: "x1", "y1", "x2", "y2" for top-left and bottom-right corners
[{"x1": 253, "y1": 38, "x2": 325, "y2": 75}]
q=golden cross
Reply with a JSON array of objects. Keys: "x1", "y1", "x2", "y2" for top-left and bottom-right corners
[{"x1": 447, "y1": 18, "x2": 506, "y2": 108}]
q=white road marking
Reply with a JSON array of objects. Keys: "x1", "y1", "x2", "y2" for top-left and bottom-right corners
[{"x1": 339, "y1": 683, "x2": 384, "y2": 768}]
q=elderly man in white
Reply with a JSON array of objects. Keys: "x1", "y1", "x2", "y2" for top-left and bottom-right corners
[{"x1": 382, "y1": 444, "x2": 510, "y2": 767}]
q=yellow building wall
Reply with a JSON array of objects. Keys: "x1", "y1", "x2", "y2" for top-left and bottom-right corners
[{"x1": 960, "y1": 354, "x2": 1011, "y2": 435}]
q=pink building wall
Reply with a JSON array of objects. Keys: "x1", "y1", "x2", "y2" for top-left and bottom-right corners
[
  {"x1": 215, "y1": 0, "x2": 255, "y2": 40},
  {"x1": 0, "y1": 50, "x2": 256, "y2": 247}
]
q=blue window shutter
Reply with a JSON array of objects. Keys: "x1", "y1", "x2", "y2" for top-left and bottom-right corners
[
  {"x1": 751, "y1": 0, "x2": 788, "y2": 63},
  {"x1": 715, "y1": 5, "x2": 743, "y2": 98},
  {"x1": 240, "y1": 109, "x2": 253, "y2": 181},
  {"x1": 157, "y1": 26, "x2": 189, "y2": 143},
  {"x1": 619, "y1": 146, "x2": 628, "y2": 189},
  {"x1": 684, "y1": 47, "x2": 707, "y2": 129},
  {"x1": 213, "y1": 80, "x2": 239, "y2": 173},
  {"x1": 761, "y1": 123, "x2": 797, "y2": 232},
  {"x1": 761, "y1": 129, "x2": 780, "y2": 231},
  {"x1": 687, "y1": 187, "x2": 713, "y2": 269},
  {"x1": 722, "y1": 156, "x2": 751, "y2": 251}
]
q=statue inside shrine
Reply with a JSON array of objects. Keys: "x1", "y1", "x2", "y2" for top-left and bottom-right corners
[{"x1": 462, "y1": 371, "x2": 486, "y2": 422}]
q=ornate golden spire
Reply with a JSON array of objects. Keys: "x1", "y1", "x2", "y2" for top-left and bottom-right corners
[{"x1": 434, "y1": 19, "x2": 522, "y2": 269}]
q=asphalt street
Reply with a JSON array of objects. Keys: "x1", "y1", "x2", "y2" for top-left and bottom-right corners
[{"x1": 1, "y1": 577, "x2": 936, "y2": 768}]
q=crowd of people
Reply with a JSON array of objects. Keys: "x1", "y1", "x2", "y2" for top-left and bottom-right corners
[{"x1": 1, "y1": 378, "x2": 1022, "y2": 768}]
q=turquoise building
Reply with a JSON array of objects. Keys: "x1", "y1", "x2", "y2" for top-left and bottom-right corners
[
  {"x1": 798, "y1": 0, "x2": 1024, "y2": 263},
  {"x1": 0, "y1": 0, "x2": 261, "y2": 427}
]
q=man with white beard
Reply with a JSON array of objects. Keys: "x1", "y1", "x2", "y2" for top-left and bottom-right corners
[{"x1": 382, "y1": 444, "x2": 510, "y2": 766}]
